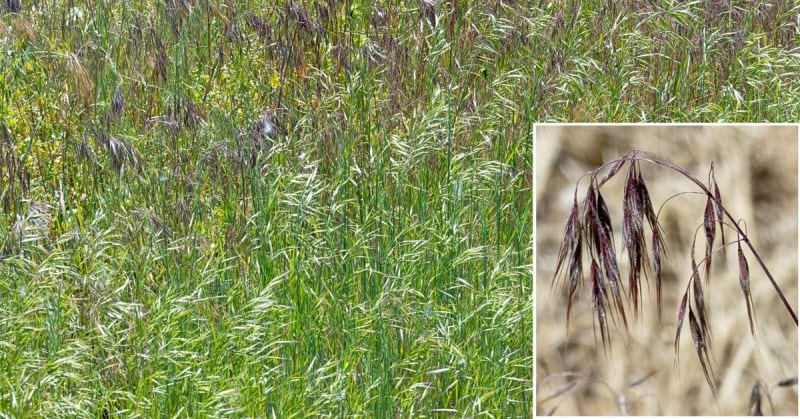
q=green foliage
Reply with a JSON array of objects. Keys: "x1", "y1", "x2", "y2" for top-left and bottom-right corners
[
  {"x1": 531, "y1": 0, "x2": 800, "y2": 120},
  {"x1": 0, "y1": 0, "x2": 531, "y2": 416}
]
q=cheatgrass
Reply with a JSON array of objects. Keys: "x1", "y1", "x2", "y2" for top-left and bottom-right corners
[
  {"x1": 552, "y1": 149, "x2": 798, "y2": 396},
  {"x1": 0, "y1": 1, "x2": 531, "y2": 416}
]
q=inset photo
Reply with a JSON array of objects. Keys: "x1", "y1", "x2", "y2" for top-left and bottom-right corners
[{"x1": 535, "y1": 125, "x2": 798, "y2": 415}]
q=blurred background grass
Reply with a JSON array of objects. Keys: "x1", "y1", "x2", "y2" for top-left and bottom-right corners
[{"x1": 536, "y1": 125, "x2": 798, "y2": 415}]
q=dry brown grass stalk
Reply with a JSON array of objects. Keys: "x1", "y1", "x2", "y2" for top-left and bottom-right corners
[{"x1": 68, "y1": 53, "x2": 94, "y2": 111}]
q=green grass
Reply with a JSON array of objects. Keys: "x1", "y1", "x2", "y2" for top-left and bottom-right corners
[
  {"x1": 3, "y1": 0, "x2": 795, "y2": 415},
  {"x1": 528, "y1": 0, "x2": 800, "y2": 121},
  {"x1": 0, "y1": 1, "x2": 531, "y2": 416}
]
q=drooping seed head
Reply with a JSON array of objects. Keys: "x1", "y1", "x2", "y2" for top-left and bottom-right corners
[
  {"x1": 688, "y1": 308, "x2": 717, "y2": 395},
  {"x1": 598, "y1": 158, "x2": 626, "y2": 187},
  {"x1": 692, "y1": 263, "x2": 710, "y2": 340},
  {"x1": 554, "y1": 199, "x2": 580, "y2": 283},
  {"x1": 623, "y1": 163, "x2": 646, "y2": 316},
  {"x1": 703, "y1": 196, "x2": 716, "y2": 282},
  {"x1": 112, "y1": 86, "x2": 124, "y2": 118},
  {"x1": 712, "y1": 176, "x2": 726, "y2": 264},
  {"x1": 738, "y1": 239, "x2": 756, "y2": 335},
  {"x1": 674, "y1": 290, "x2": 689, "y2": 364},
  {"x1": 636, "y1": 168, "x2": 657, "y2": 228},
  {"x1": 590, "y1": 260, "x2": 610, "y2": 351},
  {"x1": 652, "y1": 227, "x2": 666, "y2": 318},
  {"x1": 749, "y1": 383, "x2": 763, "y2": 415}
]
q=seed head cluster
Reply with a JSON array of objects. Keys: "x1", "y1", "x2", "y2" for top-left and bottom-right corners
[{"x1": 552, "y1": 150, "x2": 792, "y2": 394}]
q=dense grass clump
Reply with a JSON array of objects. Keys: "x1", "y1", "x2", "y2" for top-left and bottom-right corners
[{"x1": 0, "y1": 1, "x2": 531, "y2": 416}]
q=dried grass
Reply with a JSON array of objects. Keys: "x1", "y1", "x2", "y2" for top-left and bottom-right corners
[{"x1": 68, "y1": 53, "x2": 94, "y2": 111}]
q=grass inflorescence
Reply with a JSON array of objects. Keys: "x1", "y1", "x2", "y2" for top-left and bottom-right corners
[{"x1": 553, "y1": 149, "x2": 798, "y2": 395}]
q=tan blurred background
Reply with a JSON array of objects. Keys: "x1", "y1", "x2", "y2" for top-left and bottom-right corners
[{"x1": 535, "y1": 126, "x2": 798, "y2": 415}]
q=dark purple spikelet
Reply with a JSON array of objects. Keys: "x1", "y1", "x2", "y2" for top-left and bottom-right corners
[
  {"x1": 598, "y1": 158, "x2": 626, "y2": 187},
  {"x1": 689, "y1": 308, "x2": 717, "y2": 395},
  {"x1": 4, "y1": 0, "x2": 21, "y2": 13},
  {"x1": 245, "y1": 13, "x2": 271, "y2": 42},
  {"x1": 584, "y1": 182, "x2": 600, "y2": 251},
  {"x1": 713, "y1": 177, "x2": 726, "y2": 263},
  {"x1": 568, "y1": 177, "x2": 630, "y2": 334},
  {"x1": 596, "y1": 190, "x2": 614, "y2": 244},
  {"x1": 567, "y1": 236, "x2": 582, "y2": 329},
  {"x1": 692, "y1": 262, "x2": 710, "y2": 341},
  {"x1": 749, "y1": 382, "x2": 763, "y2": 415},
  {"x1": 704, "y1": 196, "x2": 716, "y2": 282},
  {"x1": 636, "y1": 168, "x2": 658, "y2": 228},
  {"x1": 592, "y1": 187, "x2": 627, "y2": 330},
  {"x1": 590, "y1": 260, "x2": 610, "y2": 351},
  {"x1": 600, "y1": 238, "x2": 628, "y2": 331},
  {"x1": 675, "y1": 290, "x2": 689, "y2": 363},
  {"x1": 418, "y1": 0, "x2": 437, "y2": 26},
  {"x1": 652, "y1": 227, "x2": 666, "y2": 318},
  {"x1": 622, "y1": 164, "x2": 642, "y2": 245},
  {"x1": 112, "y1": 87, "x2": 124, "y2": 118},
  {"x1": 554, "y1": 199, "x2": 580, "y2": 282},
  {"x1": 554, "y1": 197, "x2": 584, "y2": 329},
  {"x1": 623, "y1": 163, "x2": 646, "y2": 316},
  {"x1": 738, "y1": 239, "x2": 756, "y2": 336}
]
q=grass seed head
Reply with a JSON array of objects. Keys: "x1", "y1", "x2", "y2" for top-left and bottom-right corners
[
  {"x1": 418, "y1": 0, "x2": 437, "y2": 27},
  {"x1": 150, "y1": 29, "x2": 169, "y2": 83},
  {"x1": 711, "y1": 167, "x2": 726, "y2": 263},
  {"x1": 252, "y1": 109, "x2": 286, "y2": 151},
  {"x1": 68, "y1": 53, "x2": 94, "y2": 111},
  {"x1": 4, "y1": 0, "x2": 21, "y2": 13},
  {"x1": 245, "y1": 13, "x2": 271, "y2": 42},
  {"x1": 689, "y1": 308, "x2": 717, "y2": 395},
  {"x1": 692, "y1": 264, "x2": 710, "y2": 341},
  {"x1": 623, "y1": 163, "x2": 646, "y2": 316},
  {"x1": 674, "y1": 290, "x2": 689, "y2": 361},
  {"x1": 0, "y1": 125, "x2": 30, "y2": 213},
  {"x1": 554, "y1": 199, "x2": 580, "y2": 282},
  {"x1": 738, "y1": 238, "x2": 756, "y2": 335},
  {"x1": 552, "y1": 150, "x2": 797, "y2": 399},
  {"x1": 636, "y1": 169, "x2": 657, "y2": 228},
  {"x1": 111, "y1": 86, "x2": 124, "y2": 118},
  {"x1": 554, "y1": 198, "x2": 583, "y2": 329},
  {"x1": 585, "y1": 181, "x2": 627, "y2": 331},
  {"x1": 590, "y1": 260, "x2": 610, "y2": 350},
  {"x1": 704, "y1": 196, "x2": 716, "y2": 281},
  {"x1": 103, "y1": 134, "x2": 141, "y2": 174},
  {"x1": 749, "y1": 382, "x2": 763, "y2": 415},
  {"x1": 76, "y1": 136, "x2": 95, "y2": 162},
  {"x1": 652, "y1": 227, "x2": 666, "y2": 318}
]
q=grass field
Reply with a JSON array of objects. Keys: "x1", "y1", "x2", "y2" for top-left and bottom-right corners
[
  {"x1": 0, "y1": 1, "x2": 532, "y2": 416},
  {"x1": 529, "y1": 0, "x2": 800, "y2": 121}
]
